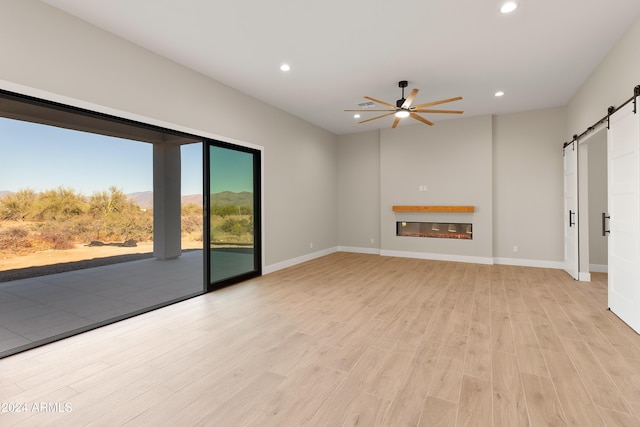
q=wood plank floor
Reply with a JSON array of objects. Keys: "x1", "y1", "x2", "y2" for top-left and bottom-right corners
[{"x1": 1, "y1": 252, "x2": 640, "y2": 426}]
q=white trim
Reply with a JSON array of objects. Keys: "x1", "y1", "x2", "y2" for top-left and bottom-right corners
[
  {"x1": 381, "y1": 250, "x2": 494, "y2": 265},
  {"x1": 337, "y1": 246, "x2": 381, "y2": 255},
  {"x1": 589, "y1": 264, "x2": 608, "y2": 273},
  {"x1": 578, "y1": 272, "x2": 592, "y2": 282},
  {"x1": 264, "y1": 247, "x2": 338, "y2": 275},
  {"x1": 493, "y1": 257, "x2": 564, "y2": 269},
  {"x1": 0, "y1": 79, "x2": 263, "y2": 151}
]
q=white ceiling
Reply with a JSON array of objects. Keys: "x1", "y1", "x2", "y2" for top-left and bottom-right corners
[{"x1": 41, "y1": 0, "x2": 640, "y2": 135}]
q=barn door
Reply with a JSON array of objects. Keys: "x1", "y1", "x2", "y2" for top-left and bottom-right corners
[
  {"x1": 607, "y1": 100, "x2": 640, "y2": 333},
  {"x1": 563, "y1": 140, "x2": 579, "y2": 280}
]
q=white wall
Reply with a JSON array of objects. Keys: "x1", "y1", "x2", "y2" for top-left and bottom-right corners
[
  {"x1": 337, "y1": 131, "x2": 380, "y2": 252},
  {"x1": 568, "y1": 17, "x2": 640, "y2": 133},
  {"x1": 492, "y1": 108, "x2": 566, "y2": 266},
  {"x1": 0, "y1": 0, "x2": 338, "y2": 268}
]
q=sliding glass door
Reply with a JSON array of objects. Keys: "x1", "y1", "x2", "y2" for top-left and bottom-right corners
[{"x1": 205, "y1": 141, "x2": 261, "y2": 290}]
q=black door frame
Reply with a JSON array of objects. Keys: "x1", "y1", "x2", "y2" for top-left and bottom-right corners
[{"x1": 204, "y1": 139, "x2": 262, "y2": 292}]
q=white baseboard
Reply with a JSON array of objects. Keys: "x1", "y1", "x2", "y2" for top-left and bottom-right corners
[
  {"x1": 263, "y1": 247, "x2": 338, "y2": 274},
  {"x1": 590, "y1": 264, "x2": 608, "y2": 273},
  {"x1": 381, "y1": 250, "x2": 494, "y2": 265},
  {"x1": 493, "y1": 257, "x2": 565, "y2": 270},
  {"x1": 265, "y1": 248, "x2": 567, "y2": 275},
  {"x1": 337, "y1": 246, "x2": 381, "y2": 255},
  {"x1": 578, "y1": 272, "x2": 592, "y2": 282}
]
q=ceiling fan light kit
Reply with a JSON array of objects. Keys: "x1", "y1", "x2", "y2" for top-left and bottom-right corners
[{"x1": 344, "y1": 80, "x2": 463, "y2": 128}]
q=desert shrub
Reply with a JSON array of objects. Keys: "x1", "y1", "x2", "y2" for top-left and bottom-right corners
[
  {"x1": 37, "y1": 222, "x2": 76, "y2": 250},
  {"x1": 220, "y1": 216, "x2": 253, "y2": 238},
  {"x1": 88, "y1": 187, "x2": 153, "y2": 242},
  {"x1": 0, "y1": 189, "x2": 37, "y2": 221},
  {"x1": 33, "y1": 187, "x2": 88, "y2": 221},
  {"x1": 182, "y1": 203, "x2": 203, "y2": 235},
  {"x1": 0, "y1": 226, "x2": 32, "y2": 252}
]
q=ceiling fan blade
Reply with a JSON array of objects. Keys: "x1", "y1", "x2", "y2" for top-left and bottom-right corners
[
  {"x1": 412, "y1": 109, "x2": 464, "y2": 114},
  {"x1": 413, "y1": 96, "x2": 463, "y2": 109},
  {"x1": 359, "y1": 112, "x2": 396, "y2": 124},
  {"x1": 363, "y1": 96, "x2": 396, "y2": 109},
  {"x1": 344, "y1": 109, "x2": 395, "y2": 112},
  {"x1": 410, "y1": 113, "x2": 434, "y2": 126},
  {"x1": 392, "y1": 117, "x2": 402, "y2": 128},
  {"x1": 401, "y1": 88, "x2": 419, "y2": 109}
]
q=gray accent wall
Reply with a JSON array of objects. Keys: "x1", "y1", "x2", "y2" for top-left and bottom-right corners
[
  {"x1": 587, "y1": 130, "x2": 608, "y2": 268},
  {"x1": 380, "y1": 116, "x2": 493, "y2": 262},
  {"x1": 337, "y1": 110, "x2": 567, "y2": 266}
]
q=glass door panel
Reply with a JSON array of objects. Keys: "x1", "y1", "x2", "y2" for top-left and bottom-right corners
[{"x1": 206, "y1": 142, "x2": 261, "y2": 289}]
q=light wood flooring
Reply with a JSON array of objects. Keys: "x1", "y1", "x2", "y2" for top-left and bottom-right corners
[{"x1": 1, "y1": 252, "x2": 640, "y2": 426}]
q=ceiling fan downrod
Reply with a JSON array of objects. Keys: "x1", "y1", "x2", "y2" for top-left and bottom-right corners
[{"x1": 397, "y1": 80, "x2": 408, "y2": 108}]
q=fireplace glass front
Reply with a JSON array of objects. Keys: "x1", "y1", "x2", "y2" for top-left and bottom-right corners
[{"x1": 396, "y1": 222, "x2": 472, "y2": 239}]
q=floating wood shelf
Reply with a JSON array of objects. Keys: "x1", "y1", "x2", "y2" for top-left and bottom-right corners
[{"x1": 392, "y1": 205, "x2": 475, "y2": 213}]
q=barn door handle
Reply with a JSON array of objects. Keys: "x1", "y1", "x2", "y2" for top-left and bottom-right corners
[
  {"x1": 569, "y1": 210, "x2": 576, "y2": 227},
  {"x1": 602, "y1": 212, "x2": 610, "y2": 236}
]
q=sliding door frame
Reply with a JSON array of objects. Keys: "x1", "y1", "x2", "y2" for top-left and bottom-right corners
[{"x1": 204, "y1": 139, "x2": 262, "y2": 292}]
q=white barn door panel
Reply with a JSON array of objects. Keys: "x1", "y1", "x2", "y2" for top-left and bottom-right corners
[
  {"x1": 608, "y1": 100, "x2": 640, "y2": 333},
  {"x1": 564, "y1": 141, "x2": 579, "y2": 280}
]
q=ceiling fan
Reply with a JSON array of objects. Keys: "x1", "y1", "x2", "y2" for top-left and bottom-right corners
[{"x1": 345, "y1": 80, "x2": 463, "y2": 128}]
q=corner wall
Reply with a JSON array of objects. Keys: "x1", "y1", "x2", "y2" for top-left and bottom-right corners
[
  {"x1": 337, "y1": 131, "x2": 381, "y2": 253},
  {"x1": 492, "y1": 108, "x2": 566, "y2": 266}
]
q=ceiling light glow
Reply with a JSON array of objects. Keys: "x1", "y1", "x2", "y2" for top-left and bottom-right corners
[
  {"x1": 395, "y1": 110, "x2": 410, "y2": 118},
  {"x1": 280, "y1": 64, "x2": 291, "y2": 71},
  {"x1": 354, "y1": 114, "x2": 361, "y2": 119},
  {"x1": 495, "y1": 91, "x2": 505, "y2": 97},
  {"x1": 500, "y1": 2, "x2": 517, "y2": 13}
]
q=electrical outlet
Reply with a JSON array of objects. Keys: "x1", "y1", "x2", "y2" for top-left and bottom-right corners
[
  {"x1": 370, "y1": 238, "x2": 374, "y2": 244},
  {"x1": 310, "y1": 242, "x2": 313, "y2": 249},
  {"x1": 513, "y1": 246, "x2": 518, "y2": 253}
]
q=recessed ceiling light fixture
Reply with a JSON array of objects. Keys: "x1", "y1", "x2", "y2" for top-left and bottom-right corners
[
  {"x1": 500, "y1": 2, "x2": 517, "y2": 13},
  {"x1": 495, "y1": 91, "x2": 505, "y2": 97},
  {"x1": 280, "y1": 64, "x2": 291, "y2": 72}
]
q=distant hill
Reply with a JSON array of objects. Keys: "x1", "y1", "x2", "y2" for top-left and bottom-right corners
[
  {"x1": 0, "y1": 191, "x2": 11, "y2": 199},
  {"x1": 125, "y1": 191, "x2": 250, "y2": 207},
  {"x1": 127, "y1": 192, "x2": 154, "y2": 209},
  {"x1": 211, "y1": 191, "x2": 253, "y2": 207}
]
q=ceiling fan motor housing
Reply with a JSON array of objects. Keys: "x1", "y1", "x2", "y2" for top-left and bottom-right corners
[{"x1": 397, "y1": 80, "x2": 409, "y2": 108}]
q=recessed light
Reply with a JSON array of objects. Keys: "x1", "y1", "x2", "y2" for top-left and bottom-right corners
[
  {"x1": 495, "y1": 91, "x2": 505, "y2": 97},
  {"x1": 353, "y1": 114, "x2": 361, "y2": 119},
  {"x1": 280, "y1": 64, "x2": 291, "y2": 72},
  {"x1": 500, "y1": 2, "x2": 517, "y2": 13}
]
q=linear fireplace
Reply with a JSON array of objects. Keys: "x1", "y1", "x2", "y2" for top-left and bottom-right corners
[{"x1": 396, "y1": 221, "x2": 472, "y2": 239}]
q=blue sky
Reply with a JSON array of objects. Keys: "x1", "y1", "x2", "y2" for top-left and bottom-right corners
[
  {"x1": 210, "y1": 145, "x2": 254, "y2": 194},
  {"x1": 0, "y1": 117, "x2": 203, "y2": 195}
]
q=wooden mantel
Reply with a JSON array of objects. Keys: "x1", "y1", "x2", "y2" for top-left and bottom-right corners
[{"x1": 392, "y1": 205, "x2": 475, "y2": 213}]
